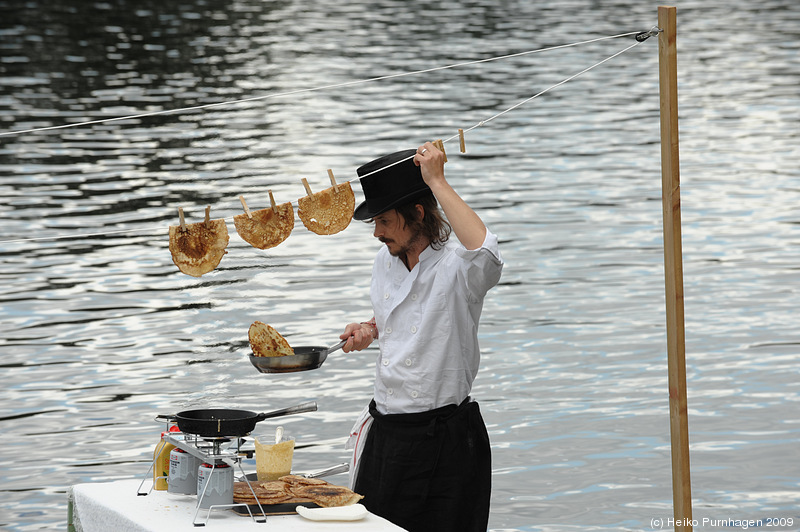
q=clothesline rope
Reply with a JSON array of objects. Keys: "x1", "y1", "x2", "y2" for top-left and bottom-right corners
[
  {"x1": 360, "y1": 37, "x2": 648, "y2": 182},
  {"x1": 0, "y1": 30, "x2": 643, "y2": 138},
  {"x1": 0, "y1": 29, "x2": 654, "y2": 245}
]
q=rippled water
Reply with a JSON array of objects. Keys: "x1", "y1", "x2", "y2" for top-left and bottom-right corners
[{"x1": 1, "y1": 1, "x2": 799, "y2": 530}]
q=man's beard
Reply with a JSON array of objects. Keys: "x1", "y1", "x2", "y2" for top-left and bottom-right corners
[{"x1": 381, "y1": 230, "x2": 425, "y2": 259}]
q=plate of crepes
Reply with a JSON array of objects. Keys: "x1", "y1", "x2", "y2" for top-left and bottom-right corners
[
  {"x1": 233, "y1": 474, "x2": 364, "y2": 518},
  {"x1": 248, "y1": 321, "x2": 346, "y2": 373}
]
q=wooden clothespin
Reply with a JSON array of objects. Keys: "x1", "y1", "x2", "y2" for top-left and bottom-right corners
[
  {"x1": 328, "y1": 169, "x2": 340, "y2": 194},
  {"x1": 204, "y1": 205, "x2": 211, "y2": 225},
  {"x1": 458, "y1": 129, "x2": 466, "y2": 153},
  {"x1": 268, "y1": 190, "x2": 278, "y2": 213},
  {"x1": 434, "y1": 139, "x2": 447, "y2": 162},
  {"x1": 302, "y1": 178, "x2": 314, "y2": 199},
  {"x1": 178, "y1": 207, "x2": 187, "y2": 232},
  {"x1": 239, "y1": 195, "x2": 252, "y2": 218}
]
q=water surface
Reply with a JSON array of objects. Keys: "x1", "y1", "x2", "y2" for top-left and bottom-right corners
[{"x1": 1, "y1": 1, "x2": 798, "y2": 530}]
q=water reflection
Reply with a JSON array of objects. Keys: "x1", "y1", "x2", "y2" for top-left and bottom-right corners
[{"x1": 2, "y1": 0, "x2": 800, "y2": 530}]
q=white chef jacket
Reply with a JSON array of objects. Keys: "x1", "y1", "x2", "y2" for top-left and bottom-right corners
[{"x1": 370, "y1": 227, "x2": 503, "y2": 415}]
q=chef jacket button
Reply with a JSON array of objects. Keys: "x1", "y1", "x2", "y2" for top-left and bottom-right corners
[
  {"x1": 411, "y1": 390, "x2": 419, "y2": 398},
  {"x1": 385, "y1": 327, "x2": 392, "y2": 334},
  {"x1": 387, "y1": 388, "x2": 394, "y2": 395},
  {"x1": 382, "y1": 359, "x2": 389, "y2": 366},
  {"x1": 405, "y1": 359, "x2": 412, "y2": 366},
  {"x1": 411, "y1": 293, "x2": 418, "y2": 301},
  {"x1": 384, "y1": 292, "x2": 390, "y2": 300},
  {"x1": 410, "y1": 325, "x2": 417, "y2": 333}
]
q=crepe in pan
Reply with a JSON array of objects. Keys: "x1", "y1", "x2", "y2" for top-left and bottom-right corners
[{"x1": 249, "y1": 321, "x2": 294, "y2": 357}]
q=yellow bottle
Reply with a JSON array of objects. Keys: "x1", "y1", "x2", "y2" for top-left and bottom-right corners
[{"x1": 153, "y1": 431, "x2": 176, "y2": 490}]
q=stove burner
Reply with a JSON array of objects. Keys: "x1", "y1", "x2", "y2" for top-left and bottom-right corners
[{"x1": 139, "y1": 431, "x2": 265, "y2": 526}]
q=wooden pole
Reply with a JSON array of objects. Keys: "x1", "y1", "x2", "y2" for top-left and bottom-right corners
[{"x1": 658, "y1": 6, "x2": 693, "y2": 531}]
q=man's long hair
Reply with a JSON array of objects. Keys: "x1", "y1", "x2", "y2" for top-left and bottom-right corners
[{"x1": 396, "y1": 192, "x2": 452, "y2": 250}]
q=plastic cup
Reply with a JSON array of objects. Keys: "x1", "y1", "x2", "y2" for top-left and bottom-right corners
[{"x1": 255, "y1": 436, "x2": 295, "y2": 481}]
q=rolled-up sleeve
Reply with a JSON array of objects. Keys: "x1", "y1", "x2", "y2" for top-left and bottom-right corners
[{"x1": 454, "y1": 228, "x2": 504, "y2": 300}]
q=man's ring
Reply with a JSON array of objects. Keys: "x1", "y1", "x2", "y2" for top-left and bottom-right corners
[{"x1": 421, "y1": 149, "x2": 428, "y2": 155}]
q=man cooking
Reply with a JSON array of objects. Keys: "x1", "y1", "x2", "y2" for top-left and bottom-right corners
[{"x1": 339, "y1": 141, "x2": 504, "y2": 532}]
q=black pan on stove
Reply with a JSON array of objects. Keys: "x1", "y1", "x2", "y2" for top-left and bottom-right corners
[{"x1": 157, "y1": 401, "x2": 317, "y2": 437}]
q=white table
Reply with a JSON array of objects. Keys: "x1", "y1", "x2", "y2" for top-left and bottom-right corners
[{"x1": 69, "y1": 479, "x2": 406, "y2": 531}]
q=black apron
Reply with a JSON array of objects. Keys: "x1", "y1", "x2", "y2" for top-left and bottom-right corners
[{"x1": 354, "y1": 397, "x2": 491, "y2": 532}]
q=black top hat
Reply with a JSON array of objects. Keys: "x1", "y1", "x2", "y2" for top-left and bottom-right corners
[{"x1": 353, "y1": 149, "x2": 432, "y2": 220}]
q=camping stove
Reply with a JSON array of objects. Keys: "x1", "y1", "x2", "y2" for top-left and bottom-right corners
[{"x1": 138, "y1": 431, "x2": 266, "y2": 526}]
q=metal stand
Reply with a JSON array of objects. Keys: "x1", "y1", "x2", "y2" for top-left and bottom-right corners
[{"x1": 137, "y1": 430, "x2": 267, "y2": 527}]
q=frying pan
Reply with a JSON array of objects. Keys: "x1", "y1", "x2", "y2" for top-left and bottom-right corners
[
  {"x1": 249, "y1": 340, "x2": 346, "y2": 374},
  {"x1": 157, "y1": 401, "x2": 317, "y2": 437}
]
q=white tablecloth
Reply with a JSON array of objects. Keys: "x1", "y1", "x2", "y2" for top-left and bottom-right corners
[{"x1": 69, "y1": 479, "x2": 406, "y2": 531}]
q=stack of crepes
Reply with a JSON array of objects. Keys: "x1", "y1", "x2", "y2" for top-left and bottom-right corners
[{"x1": 233, "y1": 474, "x2": 363, "y2": 508}]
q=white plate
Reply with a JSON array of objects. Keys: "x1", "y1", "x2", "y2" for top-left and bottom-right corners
[{"x1": 295, "y1": 503, "x2": 368, "y2": 521}]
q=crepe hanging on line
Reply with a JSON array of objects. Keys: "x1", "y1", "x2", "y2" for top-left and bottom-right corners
[
  {"x1": 297, "y1": 182, "x2": 355, "y2": 236},
  {"x1": 234, "y1": 202, "x2": 294, "y2": 250},
  {"x1": 168, "y1": 218, "x2": 229, "y2": 277}
]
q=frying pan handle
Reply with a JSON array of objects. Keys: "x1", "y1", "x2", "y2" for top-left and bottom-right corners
[
  {"x1": 155, "y1": 414, "x2": 176, "y2": 423},
  {"x1": 327, "y1": 339, "x2": 347, "y2": 354},
  {"x1": 303, "y1": 462, "x2": 350, "y2": 479},
  {"x1": 256, "y1": 401, "x2": 318, "y2": 422}
]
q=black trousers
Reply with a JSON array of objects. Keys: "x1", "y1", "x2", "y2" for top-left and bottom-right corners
[{"x1": 354, "y1": 398, "x2": 491, "y2": 532}]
